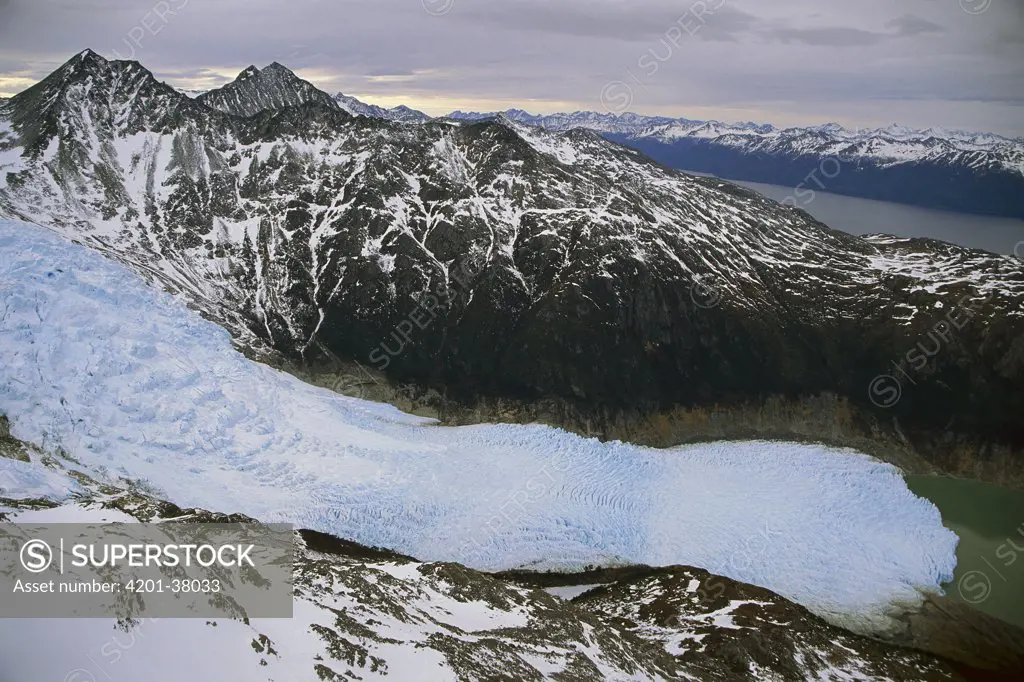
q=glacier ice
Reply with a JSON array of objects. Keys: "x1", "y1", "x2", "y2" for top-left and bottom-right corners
[{"x1": 0, "y1": 220, "x2": 957, "y2": 632}]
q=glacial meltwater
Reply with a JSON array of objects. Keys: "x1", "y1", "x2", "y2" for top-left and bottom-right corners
[{"x1": 906, "y1": 475, "x2": 1024, "y2": 628}]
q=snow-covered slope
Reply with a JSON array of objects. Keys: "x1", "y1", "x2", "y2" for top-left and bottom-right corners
[
  {"x1": 334, "y1": 92, "x2": 431, "y2": 122},
  {"x1": 0, "y1": 219, "x2": 959, "y2": 634}
]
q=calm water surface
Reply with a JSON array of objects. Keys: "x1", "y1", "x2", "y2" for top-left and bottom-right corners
[
  {"x1": 700, "y1": 174, "x2": 1024, "y2": 255},
  {"x1": 906, "y1": 475, "x2": 1024, "y2": 628}
]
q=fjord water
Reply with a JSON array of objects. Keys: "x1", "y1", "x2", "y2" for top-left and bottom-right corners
[
  {"x1": 906, "y1": 475, "x2": 1024, "y2": 628},
  {"x1": 733, "y1": 179, "x2": 1024, "y2": 255}
]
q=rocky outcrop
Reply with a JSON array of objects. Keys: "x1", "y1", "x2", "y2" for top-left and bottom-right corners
[{"x1": 0, "y1": 413, "x2": 30, "y2": 462}]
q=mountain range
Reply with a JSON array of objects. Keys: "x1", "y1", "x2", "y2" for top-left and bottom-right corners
[
  {"x1": 176, "y1": 73, "x2": 1024, "y2": 221},
  {"x1": 1, "y1": 51, "x2": 1022, "y2": 487},
  {"x1": 446, "y1": 110, "x2": 1024, "y2": 218}
]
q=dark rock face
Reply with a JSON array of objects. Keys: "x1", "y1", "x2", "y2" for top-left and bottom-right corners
[
  {"x1": 2, "y1": 51, "x2": 1023, "y2": 482},
  {"x1": 0, "y1": 412, "x2": 32, "y2": 462},
  {"x1": 197, "y1": 62, "x2": 340, "y2": 118}
]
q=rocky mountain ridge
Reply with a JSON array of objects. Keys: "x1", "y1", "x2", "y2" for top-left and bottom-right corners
[
  {"x1": 1, "y1": 50, "x2": 1022, "y2": 484},
  {"x1": 333, "y1": 91, "x2": 431, "y2": 123},
  {"x1": 196, "y1": 61, "x2": 338, "y2": 117},
  {"x1": 163, "y1": 66, "x2": 1024, "y2": 216},
  {"x1": 178, "y1": 68, "x2": 431, "y2": 123},
  {"x1": 448, "y1": 108, "x2": 1023, "y2": 170},
  {"x1": 447, "y1": 109, "x2": 1024, "y2": 217}
]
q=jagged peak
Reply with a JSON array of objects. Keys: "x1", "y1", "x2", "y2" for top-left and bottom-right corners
[
  {"x1": 6, "y1": 49, "x2": 119, "y2": 105},
  {"x1": 40, "y1": 49, "x2": 168, "y2": 94},
  {"x1": 28, "y1": 49, "x2": 162, "y2": 96},
  {"x1": 196, "y1": 59, "x2": 336, "y2": 118},
  {"x1": 233, "y1": 62, "x2": 300, "y2": 84},
  {"x1": 263, "y1": 61, "x2": 293, "y2": 74},
  {"x1": 57, "y1": 48, "x2": 109, "y2": 74},
  {"x1": 236, "y1": 65, "x2": 261, "y2": 81},
  {"x1": 227, "y1": 62, "x2": 309, "y2": 89}
]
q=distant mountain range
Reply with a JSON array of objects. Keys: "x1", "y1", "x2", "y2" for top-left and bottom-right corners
[
  {"x1": 332, "y1": 92, "x2": 431, "y2": 123},
  {"x1": 447, "y1": 110, "x2": 1024, "y2": 219},
  {"x1": 178, "y1": 68, "x2": 431, "y2": 123},
  {"x1": 2, "y1": 52, "x2": 1023, "y2": 485},
  {"x1": 171, "y1": 71, "x2": 1024, "y2": 218}
]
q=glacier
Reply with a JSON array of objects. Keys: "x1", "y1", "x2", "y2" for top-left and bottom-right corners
[{"x1": 0, "y1": 219, "x2": 957, "y2": 632}]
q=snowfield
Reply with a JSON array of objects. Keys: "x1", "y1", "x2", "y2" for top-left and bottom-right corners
[{"x1": 0, "y1": 220, "x2": 957, "y2": 632}]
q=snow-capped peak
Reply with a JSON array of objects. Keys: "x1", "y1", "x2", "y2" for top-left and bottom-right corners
[
  {"x1": 441, "y1": 106, "x2": 1023, "y2": 178},
  {"x1": 332, "y1": 91, "x2": 430, "y2": 122}
]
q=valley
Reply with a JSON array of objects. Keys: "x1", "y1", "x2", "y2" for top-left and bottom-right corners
[
  {"x1": 2, "y1": 51, "x2": 1022, "y2": 489},
  {"x1": 0, "y1": 28, "x2": 1021, "y2": 681}
]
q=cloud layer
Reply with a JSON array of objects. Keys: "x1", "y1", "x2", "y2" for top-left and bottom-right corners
[{"x1": 0, "y1": 0, "x2": 1021, "y2": 135}]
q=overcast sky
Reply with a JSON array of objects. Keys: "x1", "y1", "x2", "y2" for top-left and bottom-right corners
[{"x1": 0, "y1": 0, "x2": 1022, "y2": 135}]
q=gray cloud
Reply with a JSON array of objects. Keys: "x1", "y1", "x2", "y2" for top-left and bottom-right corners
[
  {"x1": 767, "y1": 26, "x2": 884, "y2": 47},
  {"x1": 454, "y1": 0, "x2": 694, "y2": 41},
  {"x1": 885, "y1": 14, "x2": 945, "y2": 37},
  {"x1": 686, "y1": 6, "x2": 761, "y2": 42},
  {"x1": 0, "y1": 0, "x2": 1021, "y2": 136}
]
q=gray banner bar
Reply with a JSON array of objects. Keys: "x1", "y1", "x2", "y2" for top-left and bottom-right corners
[{"x1": 0, "y1": 523, "x2": 294, "y2": 618}]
